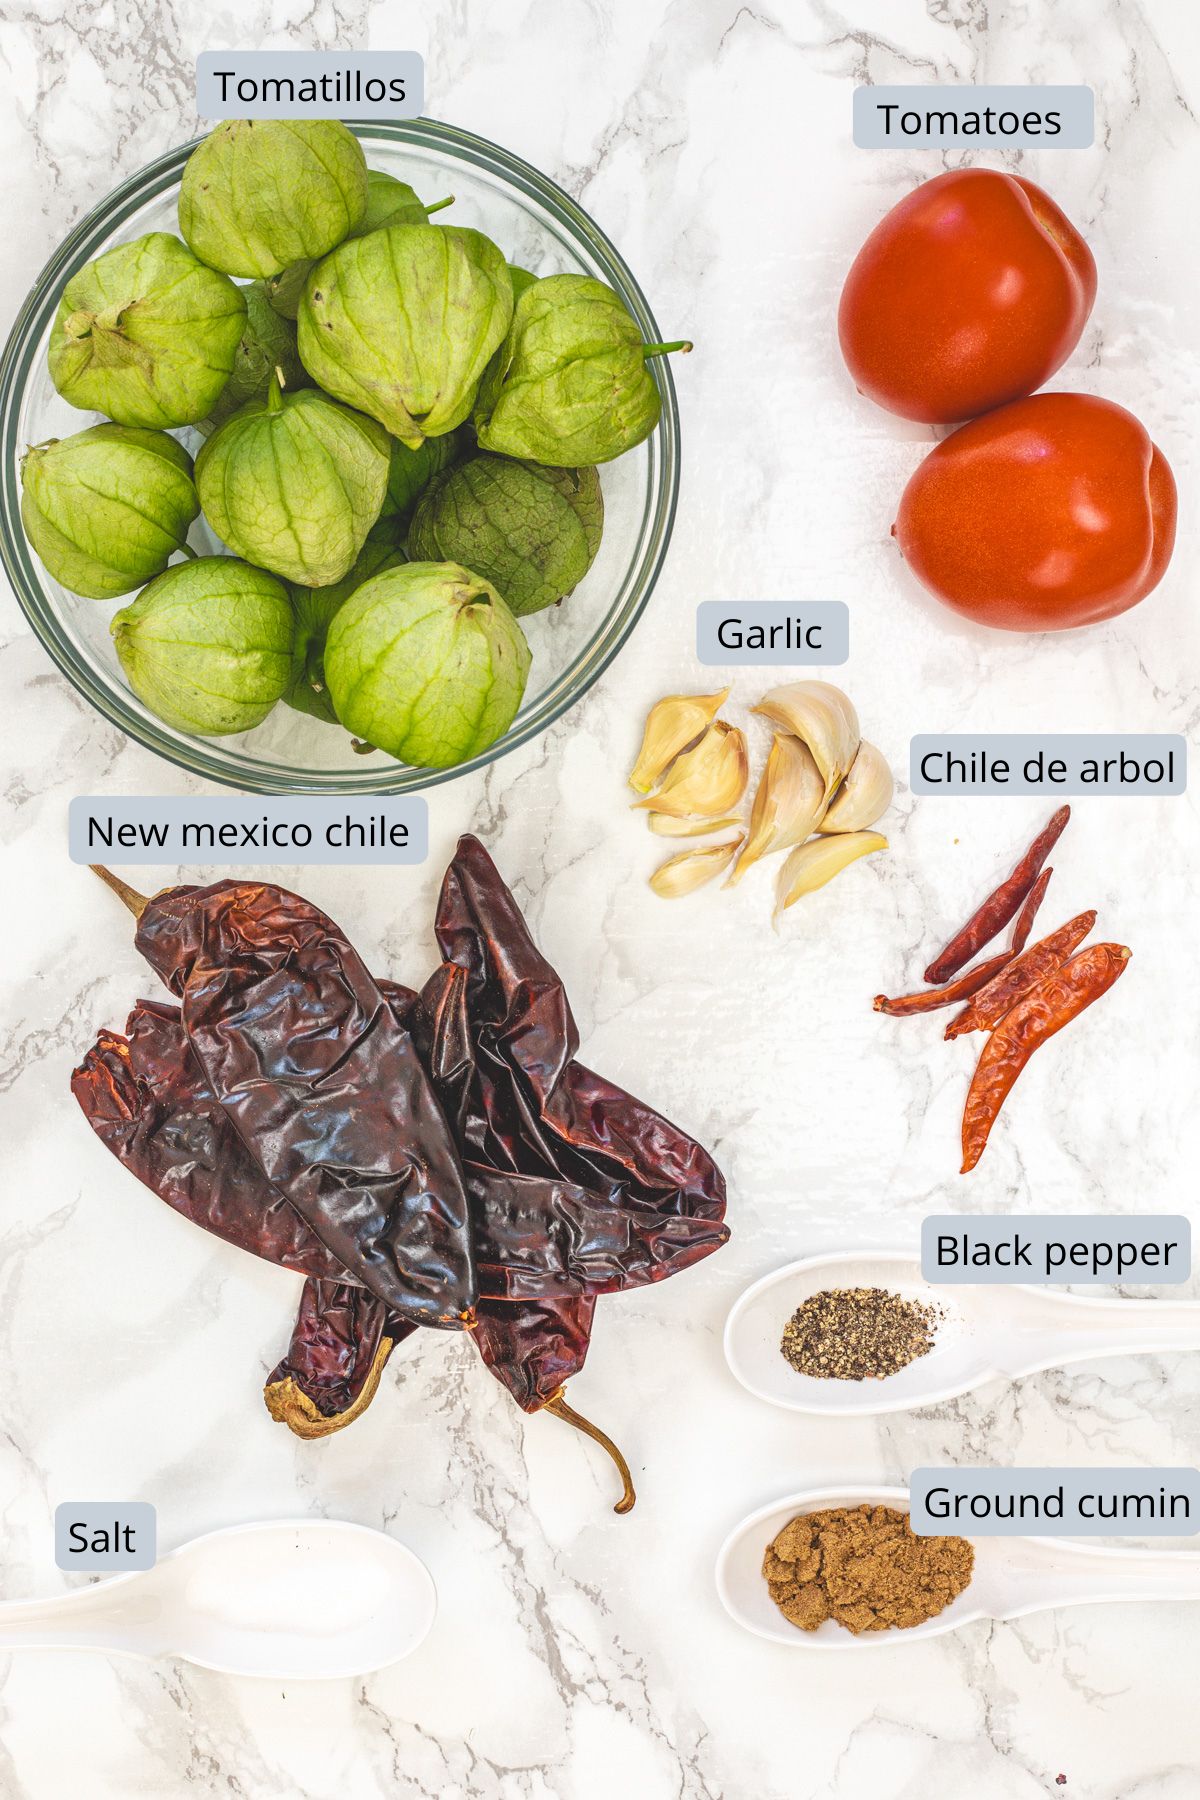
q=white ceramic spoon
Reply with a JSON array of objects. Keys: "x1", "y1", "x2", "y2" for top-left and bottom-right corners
[
  {"x1": 725, "y1": 1251, "x2": 1200, "y2": 1416},
  {"x1": 0, "y1": 1520, "x2": 436, "y2": 1679},
  {"x1": 717, "y1": 1485, "x2": 1200, "y2": 1649}
]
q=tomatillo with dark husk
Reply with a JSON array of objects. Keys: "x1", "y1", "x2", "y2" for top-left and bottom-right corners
[
  {"x1": 378, "y1": 428, "x2": 468, "y2": 531},
  {"x1": 21, "y1": 424, "x2": 199, "y2": 600},
  {"x1": 195, "y1": 374, "x2": 390, "y2": 587},
  {"x1": 200, "y1": 280, "x2": 307, "y2": 433},
  {"x1": 324, "y1": 561, "x2": 531, "y2": 768},
  {"x1": 112, "y1": 557, "x2": 294, "y2": 736},
  {"x1": 408, "y1": 455, "x2": 603, "y2": 616}
]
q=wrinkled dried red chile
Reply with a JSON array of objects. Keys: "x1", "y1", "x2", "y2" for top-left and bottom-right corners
[{"x1": 74, "y1": 840, "x2": 729, "y2": 1514}]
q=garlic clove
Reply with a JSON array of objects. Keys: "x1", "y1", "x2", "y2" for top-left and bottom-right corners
[
  {"x1": 648, "y1": 812, "x2": 743, "y2": 838},
  {"x1": 727, "y1": 732, "x2": 825, "y2": 886},
  {"x1": 752, "y1": 681, "x2": 860, "y2": 803},
  {"x1": 628, "y1": 687, "x2": 731, "y2": 794},
  {"x1": 650, "y1": 834, "x2": 745, "y2": 898},
  {"x1": 633, "y1": 721, "x2": 749, "y2": 818},
  {"x1": 774, "y1": 830, "x2": 887, "y2": 920},
  {"x1": 819, "y1": 740, "x2": 894, "y2": 834}
]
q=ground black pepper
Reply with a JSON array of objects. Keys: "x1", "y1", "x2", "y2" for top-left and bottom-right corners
[{"x1": 780, "y1": 1286, "x2": 942, "y2": 1381}]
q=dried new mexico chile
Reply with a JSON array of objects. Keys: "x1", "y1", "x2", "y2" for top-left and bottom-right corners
[
  {"x1": 74, "y1": 841, "x2": 729, "y2": 1513},
  {"x1": 132, "y1": 876, "x2": 479, "y2": 1330},
  {"x1": 265, "y1": 1278, "x2": 413, "y2": 1439}
]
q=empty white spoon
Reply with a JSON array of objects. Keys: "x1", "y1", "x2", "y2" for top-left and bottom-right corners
[
  {"x1": 717, "y1": 1485, "x2": 1200, "y2": 1649},
  {"x1": 0, "y1": 1519, "x2": 436, "y2": 1679},
  {"x1": 725, "y1": 1251, "x2": 1200, "y2": 1416}
]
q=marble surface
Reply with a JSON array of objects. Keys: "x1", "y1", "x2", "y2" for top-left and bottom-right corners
[{"x1": 2, "y1": 1, "x2": 1199, "y2": 1795}]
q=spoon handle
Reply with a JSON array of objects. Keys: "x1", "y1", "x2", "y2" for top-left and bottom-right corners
[
  {"x1": 999, "y1": 1295, "x2": 1200, "y2": 1368},
  {"x1": 0, "y1": 1580, "x2": 158, "y2": 1654},
  {"x1": 998, "y1": 1542, "x2": 1200, "y2": 1619}
]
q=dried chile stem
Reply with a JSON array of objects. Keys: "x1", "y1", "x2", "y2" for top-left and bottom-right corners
[
  {"x1": 544, "y1": 1388, "x2": 637, "y2": 1515},
  {"x1": 264, "y1": 1334, "x2": 395, "y2": 1441},
  {"x1": 89, "y1": 864, "x2": 150, "y2": 920}
]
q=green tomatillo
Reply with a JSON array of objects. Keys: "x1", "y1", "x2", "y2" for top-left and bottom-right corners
[
  {"x1": 199, "y1": 279, "x2": 307, "y2": 433},
  {"x1": 265, "y1": 174, "x2": 453, "y2": 321},
  {"x1": 112, "y1": 556, "x2": 294, "y2": 736},
  {"x1": 48, "y1": 232, "x2": 246, "y2": 429},
  {"x1": 195, "y1": 373, "x2": 390, "y2": 587},
  {"x1": 473, "y1": 272, "x2": 690, "y2": 465},
  {"x1": 286, "y1": 536, "x2": 406, "y2": 724},
  {"x1": 296, "y1": 223, "x2": 513, "y2": 447},
  {"x1": 20, "y1": 424, "x2": 199, "y2": 600},
  {"x1": 378, "y1": 427, "x2": 468, "y2": 531},
  {"x1": 179, "y1": 119, "x2": 368, "y2": 279},
  {"x1": 324, "y1": 560, "x2": 531, "y2": 768},
  {"x1": 407, "y1": 455, "x2": 603, "y2": 616},
  {"x1": 354, "y1": 171, "x2": 454, "y2": 238}
]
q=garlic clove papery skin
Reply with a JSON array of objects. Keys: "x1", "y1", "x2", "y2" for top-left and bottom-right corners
[
  {"x1": 819, "y1": 740, "x2": 894, "y2": 834},
  {"x1": 628, "y1": 687, "x2": 731, "y2": 794},
  {"x1": 650, "y1": 834, "x2": 745, "y2": 897},
  {"x1": 752, "y1": 681, "x2": 860, "y2": 804}
]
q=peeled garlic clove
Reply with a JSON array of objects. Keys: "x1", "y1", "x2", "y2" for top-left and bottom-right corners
[
  {"x1": 648, "y1": 812, "x2": 743, "y2": 838},
  {"x1": 819, "y1": 740, "x2": 894, "y2": 834},
  {"x1": 752, "y1": 681, "x2": 860, "y2": 803},
  {"x1": 774, "y1": 830, "x2": 887, "y2": 919},
  {"x1": 633, "y1": 721, "x2": 748, "y2": 818},
  {"x1": 650, "y1": 834, "x2": 744, "y2": 898},
  {"x1": 629, "y1": 687, "x2": 731, "y2": 794},
  {"x1": 727, "y1": 732, "x2": 825, "y2": 886}
]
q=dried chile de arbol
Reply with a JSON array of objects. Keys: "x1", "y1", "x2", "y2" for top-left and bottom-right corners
[
  {"x1": 960, "y1": 941, "x2": 1131, "y2": 1172},
  {"x1": 924, "y1": 805, "x2": 1071, "y2": 984},
  {"x1": 872, "y1": 950, "x2": 1013, "y2": 1017},
  {"x1": 945, "y1": 910, "x2": 1097, "y2": 1040},
  {"x1": 1009, "y1": 866, "x2": 1053, "y2": 955},
  {"x1": 95, "y1": 868, "x2": 479, "y2": 1331},
  {"x1": 264, "y1": 1278, "x2": 413, "y2": 1439}
]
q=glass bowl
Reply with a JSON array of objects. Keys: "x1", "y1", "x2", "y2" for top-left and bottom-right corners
[{"x1": 0, "y1": 119, "x2": 679, "y2": 794}]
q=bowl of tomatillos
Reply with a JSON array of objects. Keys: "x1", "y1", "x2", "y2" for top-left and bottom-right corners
[{"x1": 0, "y1": 119, "x2": 687, "y2": 793}]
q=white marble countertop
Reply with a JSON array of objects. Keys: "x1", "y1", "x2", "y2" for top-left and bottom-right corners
[{"x1": 2, "y1": 2, "x2": 1199, "y2": 1796}]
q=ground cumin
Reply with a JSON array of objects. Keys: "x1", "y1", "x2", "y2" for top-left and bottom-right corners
[{"x1": 762, "y1": 1504, "x2": 973, "y2": 1634}]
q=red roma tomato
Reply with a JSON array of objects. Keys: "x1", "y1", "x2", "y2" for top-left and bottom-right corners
[
  {"x1": 838, "y1": 169, "x2": 1097, "y2": 424},
  {"x1": 893, "y1": 393, "x2": 1177, "y2": 633}
]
